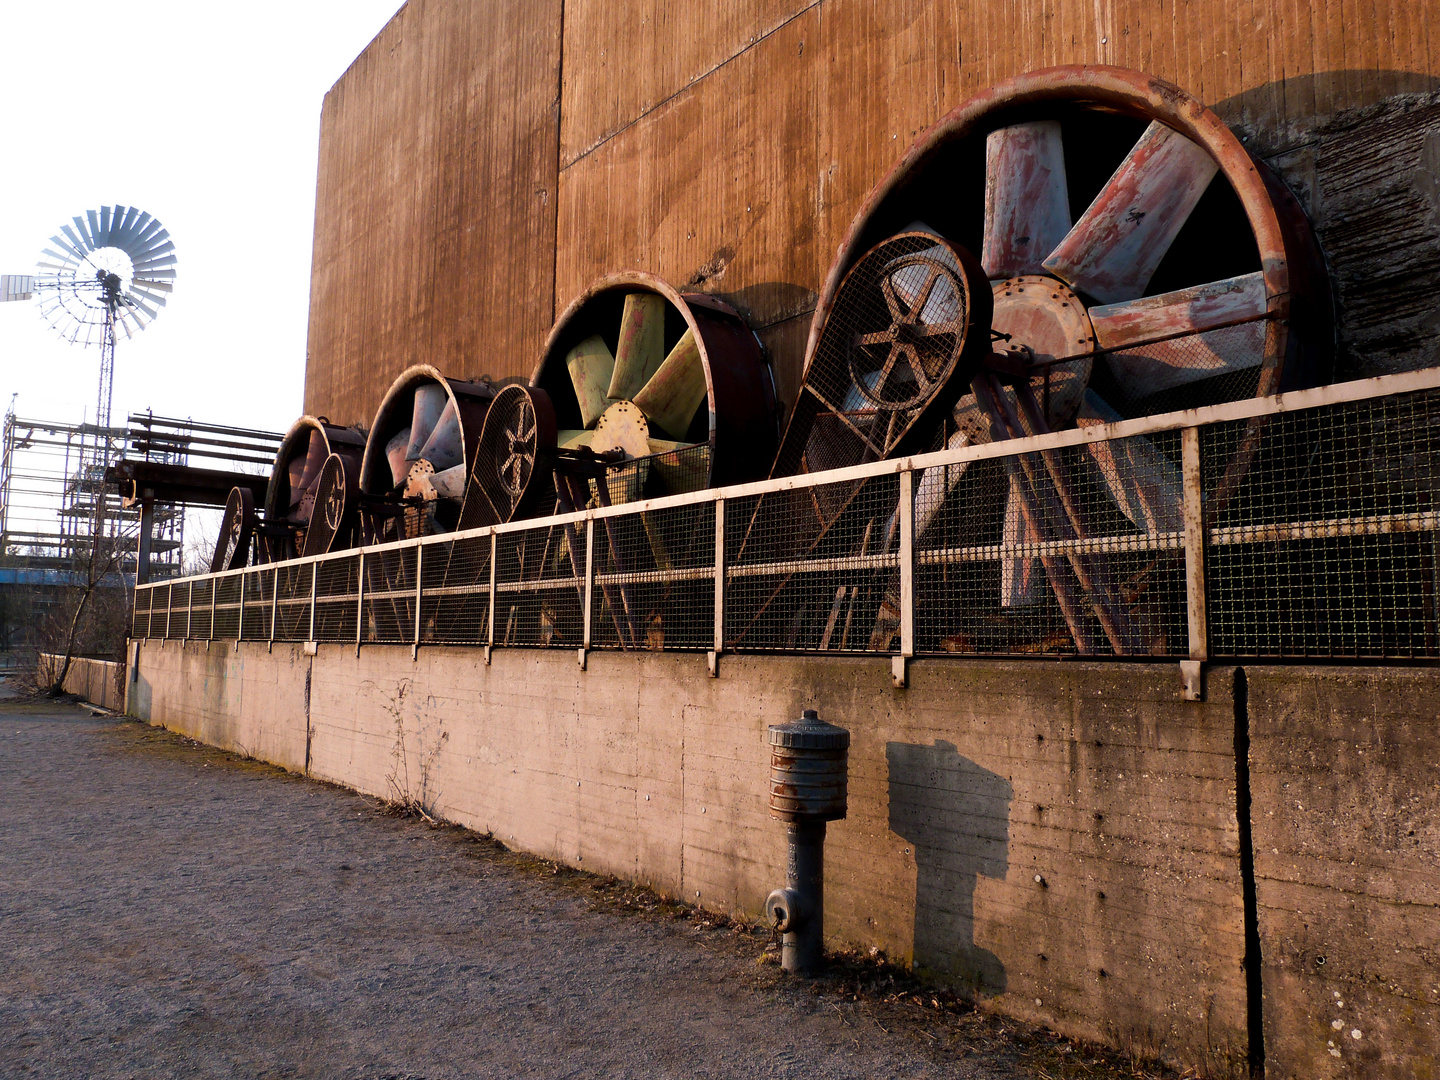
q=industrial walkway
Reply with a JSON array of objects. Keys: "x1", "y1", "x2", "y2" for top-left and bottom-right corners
[{"x1": 0, "y1": 701, "x2": 1152, "y2": 1079}]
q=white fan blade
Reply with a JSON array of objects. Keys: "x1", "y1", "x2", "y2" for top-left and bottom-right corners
[
  {"x1": 632, "y1": 327, "x2": 706, "y2": 439},
  {"x1": 385, "y1": 427, "x2": 412, "y2": 485},
  {"x1": 406, "y1": 384, "x2": 448, "y2": 460},
  {"x1": 417, "y1": 398, "x2": 463, "y2": 472},
  {"x1": 565, "y1": 334, "x2": 615, "y2": 428},
  {"x1": 913, "y1": 431, "x2": 972, "y2": 537},
  {"x1": 59, "y1": 226, "x2": 89, "y2": 258},
  {"x1": 607, "y1": 293, "x2": 666, "y2": 401},
  {"x1": 430, "y1": 462, "x2": 467, "y2": 500},
  {"x1": 1042, "y1": 120, "x2": 1218, "y2": 304},
  {"x1": 74, "y1": 215, "x2": 95, "y2": 251},
  {"x1": 1090, "y1": 271, "x2": 1267, "y2": 397},
  {"x1": 982, "y1": 121, "x2": 1070, "y2": 278},
  {"x1": 1077, "y1": 391, "x2": 1184, "y2": 535},
  {"x1": 97, "y1": 206, "x2": 114, "y2": 245}
]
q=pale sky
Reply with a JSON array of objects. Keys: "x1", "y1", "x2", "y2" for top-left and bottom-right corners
[{"x1": 0, "y1": 1, "x2": 406, "y2": 436}]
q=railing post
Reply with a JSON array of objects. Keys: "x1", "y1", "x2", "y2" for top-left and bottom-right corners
[
  {"x1": 486, "y1": 531, "x2": 497, "y2": 663},
  {"x1": 355, "y1": 551, "x2": 365, "y2": 656},
  {"x1": 413, "y1": 543, "x2": 424, "y2": 660},
  {"x1": 1181, "y1": 426, "x2": 1208, "y2": 700},
  {"x1": 890, "y1": 468, "x2": 915, "y2": 688},
  {"x1": 710, "y1": 496, "x2": 725, "y2": 677},
  {"x1": 581, "y1": 518, "x2": 594, "y2": 667},
  {"x1": 309, "y1": 561, "x2": 318, "y2": 643}
]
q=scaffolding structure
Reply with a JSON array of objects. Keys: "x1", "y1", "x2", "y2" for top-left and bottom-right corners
[{"x1": 0, "y1": 408, "x2": 183, "y2": 582}]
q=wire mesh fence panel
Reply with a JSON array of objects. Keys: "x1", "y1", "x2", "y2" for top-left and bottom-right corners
[
  {"x1": 272, "y1": 562, "x2": 314, "y2": 642},
  {"x1": 314, "y1": 556, "x2": 358, "y2": 643},
  {"x1": 241, "y1": 569, "x2": 274, "y2": 642},
  {"x1": 132, "y1": 587, "x2": 152, "y2": 639},
  {"x1": 494, "y1": 523, "x2": 582, "y2": 648},
  {"x1": 163, "y1": 584, "x2": 184, "y2": 640},
  {"x1": 1205, "y1": 390, "x2": 1440, "y2": 658},
  {"x1": 590, "y1": 500, "x2": 715, "y2": 650},
  {"x1": 1095, "y1": 323, "x2": 1268, "y2": 421},
  {"x1": 190, "y1": 580, "x2": 213, "y2": 640},
  {"x1": 725, "y1": 475, "x2": 901, "y2": 653},
  {"x1": 420, "y1": 534, "x2": 491, "y2": 645},
  {"x1": 214, "y1": 576, "x2": 241, "y2": 639},
  {"x1": 363, "y1": 546, "x2": 417, "y2": 644},
  {"x1": 150, "y1": 585, "x2": 169, "y2": 639},
  {"x1": 915, "y1": 430, "x2": 1188, "y2": 656}
]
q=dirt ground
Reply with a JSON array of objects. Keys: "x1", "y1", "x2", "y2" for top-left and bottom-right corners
[{"x1": 0, "y1": 697, "x2": 1174, "y2": 1080}]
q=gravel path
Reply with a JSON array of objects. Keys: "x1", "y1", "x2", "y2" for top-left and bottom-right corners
[{"x1": 0, "y1": 701, "x2": 1150, "y2": 1080}]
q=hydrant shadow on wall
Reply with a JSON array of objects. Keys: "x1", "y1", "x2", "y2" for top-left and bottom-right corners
[{"x1": 765, "y1": 709, "x2": 849, "y2": 975}]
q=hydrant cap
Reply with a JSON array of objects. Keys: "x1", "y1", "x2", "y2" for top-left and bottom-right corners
[{"x1": 768, "y1": 708, "x2": 850, "y2": 750}]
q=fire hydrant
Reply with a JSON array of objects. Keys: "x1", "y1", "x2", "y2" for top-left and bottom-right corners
[{"x1": 765, "y1": 708, "x2": 849, "y2": 975}]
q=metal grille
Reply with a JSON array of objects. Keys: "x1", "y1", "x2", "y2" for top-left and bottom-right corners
[
  {"x1": 241, "y1": 569, "x2": 273, "y2": 642},
  {"x1": 364, "y1": 547, "x2": 416, "y2": 644},
  {"x1": 421, "y1": 536, "x2": 492, "y2": 645},
  {"x1": 315, "y1": 556, "x2": 358, "y2": 643},
  {"x1": 1205, "y1": 390, "x2": 1440, "y2": 659},
  {"x1": 915, "y1": 431, "x2": 1187, "y2": 656},
  {"x1": 726, "y1": 475, "x2": 901, "y2": 652},
  {"x1": 127, "y1": 374, "x2": 1440, "y2": 667},
  {"x1": 190, "y1": 580, "x2": 213, "y2": 640},
  {"x1": 494, "y1": 523, "x2": 582, "y2": 648},
  {"x1": 214, "y1": 575, "x2": 241, "y2": 639},
  {"x1": 591, "y1": 501, "x2": 714, "y2": 650}
]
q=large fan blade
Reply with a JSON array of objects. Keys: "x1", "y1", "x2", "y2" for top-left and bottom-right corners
[
  {"x1": 430, "y1": 462, "x2": 467, "y2": 500},
  {"x1": 385, "y1": 427, "x2": 412, "y2": 486},
  {"x1": 1089, "y1": 271, "x2": 1267, "y2": 397},
  {"x1": 607, "y1": 293, "x2": 666, "y2": 401},
  {"x1": 1077, "y1": 391, "x2": 1184, "y2": 534},
  {"x1": 1042, "y1": 120, "x2": 1217, "y2": 304},
  {"x1": 557, "y1": 429, "x2": 594, "y2": 450},
  {"x1": 405, "y1": 385, "x2": 448, "y2": 461},
  {"x1": 632, "y1": 327, "x2": 706, "y2": 439},
  {"x1": 418, "y1": 398, "x2": 463, "y2": 472},
  {"x1": 914, "y1": 431, "x2": 972, "y2": 536},
  {"x1": 982, "y1": 121, "x2": 1070, "y2": 278},
  {"x1": 1000, "y1": 479, "x2": 1043, "y2": 607},
  {"x1": 566, "y1": 334, "x2": 616, "y2": 428}
]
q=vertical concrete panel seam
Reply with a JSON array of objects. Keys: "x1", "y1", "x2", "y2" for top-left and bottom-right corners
[{"x1": 1234, "y1": 666, "x2": 1266, "y2": 1076}]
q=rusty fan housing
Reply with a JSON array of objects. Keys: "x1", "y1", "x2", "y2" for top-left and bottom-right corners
[
  {"x1": 262, "y1": 416, "x2": 367, "y2": 561},
  {"x1": 531, "y1": 272, "x2": 779, "y2": 493}
]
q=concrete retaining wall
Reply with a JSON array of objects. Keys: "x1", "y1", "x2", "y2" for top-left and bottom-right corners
[
  {"x1": 125, "y1": 639, "x2": 1440, "y2": 1078},
  {"x1": 38, "y1": 654, "x2": 125, "y2": 712}
]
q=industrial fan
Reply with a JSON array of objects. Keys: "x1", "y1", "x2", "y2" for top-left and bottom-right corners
[
  {"x1": 796, "y1": 65, "x2": 1332, "y2": 656},
  {"x1": 531, "y1": 273, "x2": 778, "y2": 498},
  {"x1": 358, "y1": 366, "x2": 498, "y2": 542},
  {"x1": 210, "y1": 486, "x2": 255, "y2": 573},
  {"x1": 458, "y1": 383, "x2": 558, "y2": 530},
  {"x1": 258, "y1": 417, "x2": 366, "y2": 562}
]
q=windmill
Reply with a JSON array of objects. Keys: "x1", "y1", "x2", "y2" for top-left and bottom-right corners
[{"x1": 2, "y1": 206, "x2": 177, "y2": 482}]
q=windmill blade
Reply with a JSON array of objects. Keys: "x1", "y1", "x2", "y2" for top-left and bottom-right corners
[
  {"x1": 565, "y1": 334, "x2": 615, "y2": 428},
  {"x1": 1089, "y1": 271, "x2": 1267, "y2": 397},
  {"x1": 1000, "y1": 478, "x2": 1043, "y2": 607},
  {"x1": 982, "y1": 120, "x2": 1071, "y2": 278},
  {"x1": 97, "y1": 206, "x2": 114, "y2": 245},
  {"x1": 134, "y1": 238, "x2": 176, "y2": 263},
  {"x1": 1076, "y1": 390, "x2": 1184, "y2": 534},
  {"x1": 607, "y1": 292, "x2": 666, "y2": 401},
  {"x1": 405, "y1": 384, "x2": 448, "y2": 461},
  {"x1": 73, "y1": 216, "x2": 95, "y2": 252},
  {"x1": 1042, "y1": 120, "x2": 1218, "y2": 304},
  {"x1": 417, "y1": 398, "x2": 463, "y2": 472},
  {"x1": 88, "y1": 209, "x2": 106, "y2": 248},
  {"x1": 110, "y1": 206, "x2": 137, "y2": 244},
  {"x1": 130, "y1": 276, "x2": 174, "y2": 293},
  {"x1": 56, "y1": 228, "x2": 89, "y2": 261},
  {"x1": 384, "y1": 427, "x2": 412, "y2": 485},
  {"x1": 133, "y1": 218, "x2": 167, "y2": 250},
  {"x1": 631, "y1": 327, "x2": 706, "y2": 439}
]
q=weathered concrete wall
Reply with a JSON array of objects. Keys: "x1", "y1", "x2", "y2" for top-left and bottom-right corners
[
  {"x1": 37, "y1": 654, "x2": 125, "y2": 712},
  {"x1": 1246, "y1": 666, "x2": 1440, "y2": 1080},
  {"x1": 130, "y1": 639, "x2": 1252, "y2": 1076}
]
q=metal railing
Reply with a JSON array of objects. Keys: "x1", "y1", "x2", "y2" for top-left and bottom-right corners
[{"x1": 131, "y1": 368, "x2": 1440, "y2": 668}]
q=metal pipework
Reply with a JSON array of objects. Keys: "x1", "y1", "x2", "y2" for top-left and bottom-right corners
[{"x1": 765, "y1": 708, "x2": 849, "y2": 975}]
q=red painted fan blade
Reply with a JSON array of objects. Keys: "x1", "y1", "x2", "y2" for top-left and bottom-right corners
[
  {"x1": 982, "y1": 121, "x2": 1070, "y2": 278},
  {"x1": 1042, "y1": 120, "x2": 1217, "y2": 304},
  {"x1": 1089, "y1": 272, "x2": 1267, "y2": 397},
  {"x1": 1077, "y1": 391, "x2": 1184, "y2": 535}
]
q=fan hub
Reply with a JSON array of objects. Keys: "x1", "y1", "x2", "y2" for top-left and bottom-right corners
[{"x1": 989, "y1": 274, "x2": 1095, "y2": 427}]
